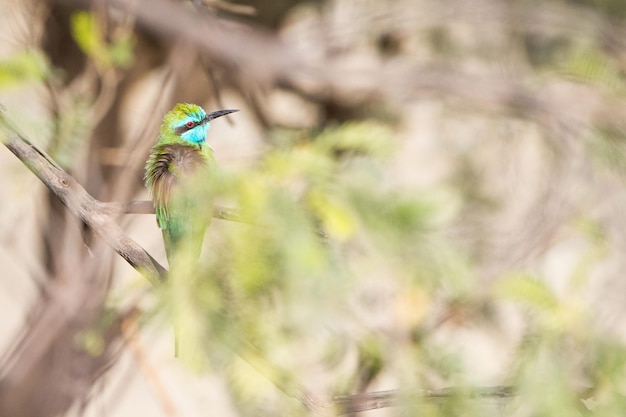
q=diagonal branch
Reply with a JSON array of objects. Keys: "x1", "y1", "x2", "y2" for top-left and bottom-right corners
[{"x1": 0, "y1": 112, "x2": 167, "y2": 285}]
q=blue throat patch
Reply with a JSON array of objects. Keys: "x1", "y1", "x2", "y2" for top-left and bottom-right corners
[
  {"x1": 182, "y1": 122, "x2": 210, "y2": 144},
  {"x1": 176, "y1": 113, "x2": 210, "y2": 144}
]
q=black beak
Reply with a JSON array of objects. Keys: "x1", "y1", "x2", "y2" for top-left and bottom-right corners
[{"x1": 205, "y1": 109, "x2": 239, "y2": 123}]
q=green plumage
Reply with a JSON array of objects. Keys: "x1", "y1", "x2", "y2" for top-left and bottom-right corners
[
  {"x1": 144, "y1": 103, "x2": 237, "y2": 265},
  {"x1": 145, "y1": 142, "x2": 215, "y2": 262},
  {"x1": 144, "y1": 104, "x2": 237, "y2": 357}
]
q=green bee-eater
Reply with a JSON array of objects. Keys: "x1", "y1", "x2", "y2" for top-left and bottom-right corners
[{"x1": 145, "y1": 103, "x2": 238, "y2": 266}]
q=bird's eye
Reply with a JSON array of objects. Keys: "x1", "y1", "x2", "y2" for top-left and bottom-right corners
[{"x1": 186, "y1": 121, "x2": 194, "y2": 128}]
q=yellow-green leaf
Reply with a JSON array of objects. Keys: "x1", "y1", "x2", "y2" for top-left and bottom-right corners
[
  {"x1": 495, "y1": 273, "x2": 558, "y2": 311},
  {"x1": 0, "y1": 50, "x2": 47, "y2": 89},
  {"x1": 308, "y1": 189, "x2": 356, "y2": 240}
]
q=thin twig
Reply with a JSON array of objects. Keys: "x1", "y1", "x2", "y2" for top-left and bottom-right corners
[
  {"x1": 102, "y1": 199, "x2": 247, "y2": 221},
  {"x1": 332, "y1": 386, "x2": 516, "y2": 414}
]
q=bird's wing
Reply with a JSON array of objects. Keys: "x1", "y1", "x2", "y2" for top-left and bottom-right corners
[{"x1": 145, "y1": 144, "x2": 215, "y2": 262}]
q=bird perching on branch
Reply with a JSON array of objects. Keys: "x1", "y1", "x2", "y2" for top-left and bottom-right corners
[{"x1": 145, "y1": 103, "x2": 238, "y2": 266}]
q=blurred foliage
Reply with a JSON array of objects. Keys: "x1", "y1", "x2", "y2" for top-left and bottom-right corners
[
  {"x1": 155, "y1": 121, "x2": 474, "y2": 414},
  {"x1": 589, "y1": 125, "x2": 626, "y2": 173},
  {"x1": 561, "y1": 48, "x2": 625, "y2": 93},
  {"x1": 7, "y1": 0, "x2": 626, "y2": 416},
  {"x1": 47, "y1": 97, "x2": 94, "y2": 169},
  {"x1": 569, "y1": 0, "x2": 626, "y2": 19},
  {"x1": 35, "y1": 10, "x2": 136, "y2": 168},
  {"x1": 523, "y1": 35, "x2": 570, "y2": 69},
  {"x1": 70, "y1": 11, "x2": 134, "y2": 72},
  {"x1": 0, "y1": 50, "x2": 48, "y2": 89}
]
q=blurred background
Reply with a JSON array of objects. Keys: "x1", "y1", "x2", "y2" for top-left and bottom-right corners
[{"x1": 2, "y1": 0, "x2": 626, "y2": 416}]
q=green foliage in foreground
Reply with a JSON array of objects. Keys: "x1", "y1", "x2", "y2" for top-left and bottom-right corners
[
  {"x1": 141, "y1": 118, "x2": 626, "y2": 416},
  {"x1": 153, "y1": 121, "x2": 469, "y2": 414},
  {"x1": 7, "y1": 3, "x2": 626, "y2": 415}
]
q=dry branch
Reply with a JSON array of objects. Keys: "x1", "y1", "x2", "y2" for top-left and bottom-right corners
[
  {"x1": 0, "y1": 113, "x2": 167, "y2": 285},
  {"x1": 333, "y1": 386, "x2": 516, "y2": 414},
  {"x1": 103, "y1": 199, "x2": 245, "y2": 223}
]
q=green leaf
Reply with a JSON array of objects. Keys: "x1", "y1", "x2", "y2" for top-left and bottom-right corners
[
  {"x1": 70, "y1": 11, "x2": 134, "y2": 70},
  {"x1": 308, "y1": 189, "x2": 356, "y2": 241},
  {"x1": 496, "y1": 273, "x2": 558, "y2": 311},
  {"x1": 0, "y1": 50, "x2": 47, "y2": 89},
  {"x1": 108, "y1": 35, "x2": 135, "y2": 68},
  {"x1": 71, "y1": 12, "x2": 106, "y2": 63},
  {"x1": 561, "y1": 47, "x2": 625, "y2": 92}
]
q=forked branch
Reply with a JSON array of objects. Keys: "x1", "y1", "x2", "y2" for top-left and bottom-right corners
[{"x1": 0, "y1": 113, "x2": 167, "y2": 284}]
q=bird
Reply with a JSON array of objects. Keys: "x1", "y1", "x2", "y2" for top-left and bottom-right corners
[{"x1": 144, "y1": 103, "x2": 238, "y2": 266}]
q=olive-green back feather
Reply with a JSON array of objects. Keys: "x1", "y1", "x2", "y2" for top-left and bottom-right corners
[{"x1": 145, "y1": 142, "x2": 216, "y2": 263}]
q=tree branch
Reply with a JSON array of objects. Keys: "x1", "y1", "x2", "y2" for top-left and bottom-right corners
[
  {"x1": 0, "y1": 113, "x2": 167, "y2": 285},
  {"x1": 102, "y1": 199, "x2": 246, "y2": 223},
  {"x1": 332, "y1": 386, "x2": 516, "y2": 414}
]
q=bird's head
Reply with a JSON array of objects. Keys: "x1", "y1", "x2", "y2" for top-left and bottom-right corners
[{"x1": 161, "y1": 103, "x2": 238, "y2": 145}]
